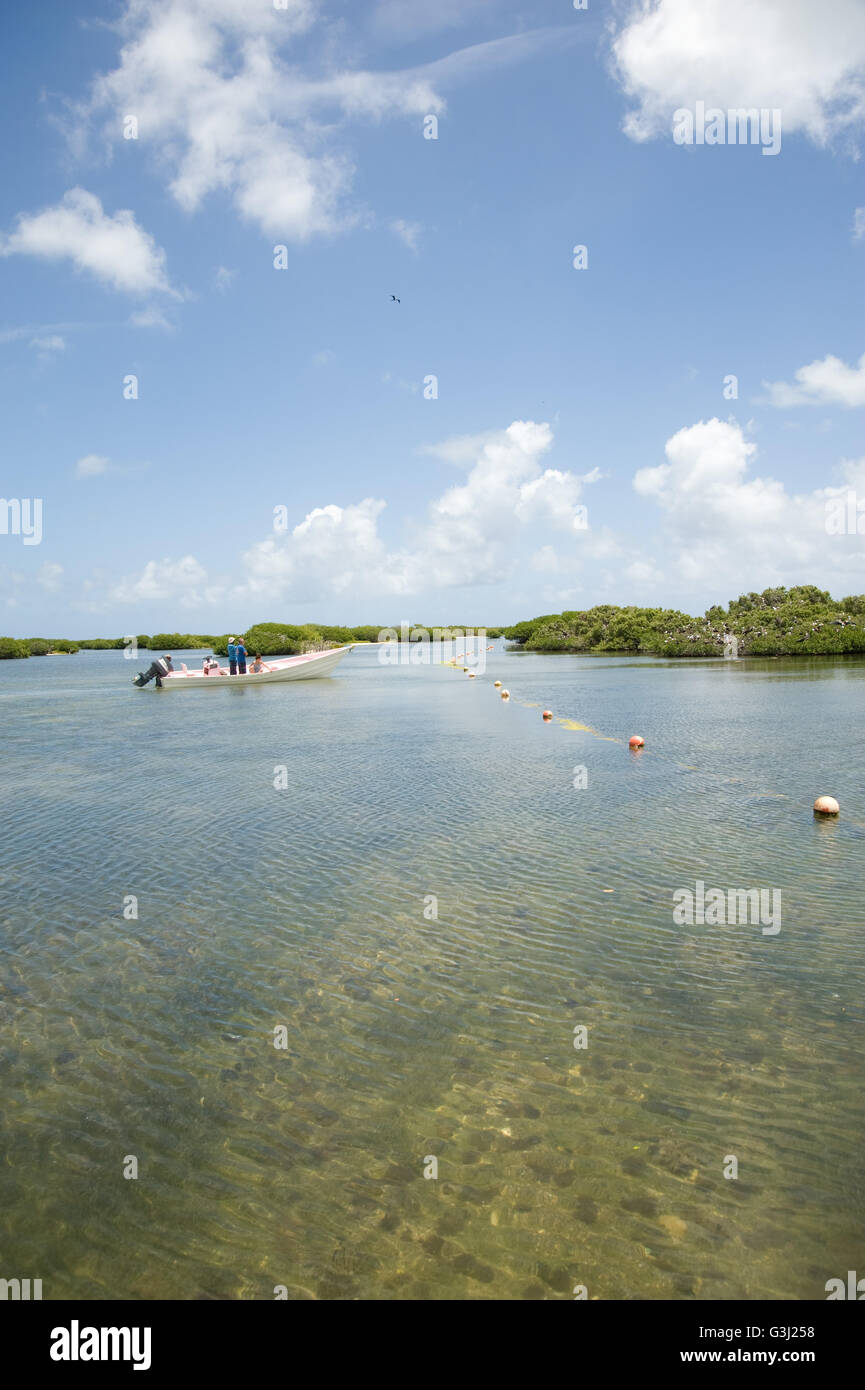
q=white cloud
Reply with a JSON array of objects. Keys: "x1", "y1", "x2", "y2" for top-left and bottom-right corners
[
  {"x1": 111, "y1": 554, "x2": 218, "y2": 607},
  {"x1": 312, "y1": 348, "x2": 335, "y2": 366},
  {"x1": 242, "y1": 499, "x2": 413, "y2": 602},
  {"x1": 411, "y1": 27, "x2": 588, "y2": 89},
  {"x1": 75, "y1": 454, "x2": 112, "y2": 478},
  {"x1": 632, "y1": 417, "x2": 865, "y2": 594},
  {"x1": 238, "y1": 420, "x2": 596, "y2": 603},
  {"x1": 610, "y1": 0, "x2": 865, "y2": 149},
  {"x1": 79, "y1": 0, "x2": 440, "y2": 241},
  {"x1": 515, "y1": 468, "x2": 586, "y2": 527},
  {"x1": 0, "y1": 188, "x2": 175, "y2": 296},
  {"x1": 75, "y1": 3, "x2": 577, "y2": 244},
  {"x1": 762, "y1": 351, "x2": 865, "y2": 408},
  {"x1": 854, "y1": 207, "x2": 865, "y2": 240},
  {"x1": 421, "y1": 430, "x2": 501, "y2": 467},
  {"x1": 390, "y1": 218, "x2": 421, "y2": 251}
]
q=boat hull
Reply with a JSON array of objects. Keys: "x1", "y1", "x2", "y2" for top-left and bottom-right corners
[{"x1": 154, "y1": 646, "x2": 352, "y2": 689}]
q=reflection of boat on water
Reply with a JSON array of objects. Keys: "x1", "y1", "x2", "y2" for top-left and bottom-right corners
[{"x1": 133, "y1": 646, "x2": 353, "y2": 690}]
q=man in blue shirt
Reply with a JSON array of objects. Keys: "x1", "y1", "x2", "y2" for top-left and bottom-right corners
[
  {"x1": 227, "y1": 637, "x2": 238, "y2": 675},
  {"x1": 236, "y1": 637, "x2": 248, "y2": 675}
]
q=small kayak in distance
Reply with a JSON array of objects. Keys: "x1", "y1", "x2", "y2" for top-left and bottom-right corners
[{"x1": 134, "y1": 646, "x2": 353, "y2": 689}]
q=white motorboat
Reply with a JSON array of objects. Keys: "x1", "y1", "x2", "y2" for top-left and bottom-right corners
[{"x1": 133, "y1": 646, "x2": 353, "y2": 689}]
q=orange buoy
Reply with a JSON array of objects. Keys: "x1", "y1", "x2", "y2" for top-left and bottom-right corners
[
  {"x1": 494, "y1": 680, "x2": 502, "y2": 688},
  {"x1": 501, "y1": 689, "x2": 510, "y2": 699},
  {"x1": 542, "y1": 710, "x2": 553, "y2": 721},
  {"x1": 813, "y1": 795, "x2": 839, "y2": 816},
  {"x1": 629, "y1": 735, "x2": 644, "y2": 749}
]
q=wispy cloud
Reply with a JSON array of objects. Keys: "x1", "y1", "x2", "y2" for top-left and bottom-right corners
[
  {"x1": 390, "y1": 218, "x2": 421, "y2": 251},
  {"x1": 0, "y1": 320, "x2": 99, "y2": 345},
  {"x1": 213, "y1": 265, "x2": 236, "y2": 293},
  {"x1": 129, "y1": 306, "x2": 173, "y2": 330}
]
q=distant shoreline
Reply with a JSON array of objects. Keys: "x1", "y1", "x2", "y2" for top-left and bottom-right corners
[{"x1": 4, "y1": 586, "x2": 865, "y2": 660}]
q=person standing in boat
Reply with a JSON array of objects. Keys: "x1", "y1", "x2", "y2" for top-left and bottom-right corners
[
  {"x1": 227, "y1": 637, "x2": 238, "y2": 675},
  {"x1": 235, "y1": 636, "x2": 248, "y2": 675}
]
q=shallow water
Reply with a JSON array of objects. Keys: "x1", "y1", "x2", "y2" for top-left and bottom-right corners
[{"x1": 1, "y1": 645, "x2": 863, "y2": 1299}]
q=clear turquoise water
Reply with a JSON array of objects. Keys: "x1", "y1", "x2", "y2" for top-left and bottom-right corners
[{"x1": 1, "y1": 645, "x2": 863, "y2": 1300}]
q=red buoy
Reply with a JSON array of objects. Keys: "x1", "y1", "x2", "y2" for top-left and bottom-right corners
[
  {"x1": 542, "y1": 710, "x2": 553, "y2": 721},
  {"x1": 629, "y1": 735, "x2": 644, "y2": 748}
]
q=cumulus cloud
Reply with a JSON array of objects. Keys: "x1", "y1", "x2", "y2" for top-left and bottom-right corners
[
  {"x1": 77, "y1": 0, "x2": 442, "y2": 241},
  {"x1": 762, "y1": 351, "x2": 865, "y2": 408},
  {"x1": 610, "y1": 0, "x2": 865, "y2": 148},
  {"x1": 72, "y1": 1, "x2": 580, "y2": 245},
  {"x1": 633, "y1": 417, "x2": 865, "y2": 593},
  {"x1": 111, "y1": 554, "x2": 218, "y2": 607},
  {"x1": 237, "y1": 420, "x2": 597, "y2": 603},
  {"x1": 514, "y1": 469, "x2": 586, "y2": 527},
  {"x1": 0, "y1": 188, "x2": 175, "y2": 296},
  {"x1": 242, "y1": 499, "x2": 413, "y2": 603},
  {"x1": 419, "y1": 421, "x2": 593, "y2": 587}
]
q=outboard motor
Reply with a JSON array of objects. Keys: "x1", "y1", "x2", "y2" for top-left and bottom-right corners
[{"x1": 133, "y1": 657, "x2": 170, "y2": 688}]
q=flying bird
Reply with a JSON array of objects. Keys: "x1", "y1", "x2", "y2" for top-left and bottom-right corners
[{"x1": 390, "y1": 294, "x2": 400, "y2": 303}]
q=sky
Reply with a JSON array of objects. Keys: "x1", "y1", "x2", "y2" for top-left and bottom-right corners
[{"x1": 1, "y1": 0, "x2": 864, "y2": 637}]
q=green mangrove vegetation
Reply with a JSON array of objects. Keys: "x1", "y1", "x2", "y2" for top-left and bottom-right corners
[{"x1": 503, "y1": 587, "x2": 865, "y2": 657}]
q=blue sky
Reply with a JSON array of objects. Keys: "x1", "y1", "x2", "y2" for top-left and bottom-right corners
[{"x1": 1, "y1": 0, "x2": 864, "y2": 636}]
